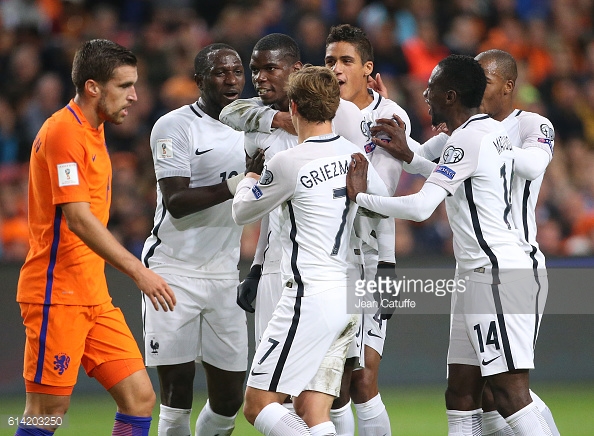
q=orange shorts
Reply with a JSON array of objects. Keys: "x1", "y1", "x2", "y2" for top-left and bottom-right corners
[{"x1": 21, "y1": 301, "x2": 144, "y2": 392}]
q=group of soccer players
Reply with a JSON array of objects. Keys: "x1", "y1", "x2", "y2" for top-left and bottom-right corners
[{"x1": 15, "y1": 21, "x2": 559, "y2": 436}]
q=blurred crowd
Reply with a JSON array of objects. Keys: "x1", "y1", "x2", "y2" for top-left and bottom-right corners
[{"x1": 2, "y1": 0, "x2": 594, "y2": 263}]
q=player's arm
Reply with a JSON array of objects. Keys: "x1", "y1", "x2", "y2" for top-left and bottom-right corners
[
  {"x1": 160, "y1": 150, "x2": 264, "y2": 218},
  {"x1": 61, "y1": 201, "x2": 175, "y2": 311},
  {"x1": 334, "y1": 99, "x2": 368, "y2": 149},
  {"x1": 348, "y1": 153, "x2": 447, "y2": 221},
  {"x1": 232, "y1": 155, "x2": 293, "y2": 225},
  {"x1": 219, "y1": 97, "x2": 278, "y2": 133},
  {"x1": 512, "y1": 147, "x2": 550, "y2": 180}
]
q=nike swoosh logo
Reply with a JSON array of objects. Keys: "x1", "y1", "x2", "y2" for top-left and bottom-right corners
[
  {"x1": 482, "y1": 356, "x2": 501, "y2": 366},
  {"x1": 251, "y1": 369, "x2": 267, "y2": 376},
  {"x1": 367, "y1": 329, "x2": 382, "y2": 339},
  {"x1": 195, "y1": 148, "x2": 213, "y2": 155}
]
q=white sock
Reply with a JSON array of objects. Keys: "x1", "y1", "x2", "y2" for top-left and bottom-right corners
[
  {"x1": 330, "y1": 400, "x2": 355, "y2": 436},
  {"x1": 505, "y1": 402, "x2": 552, "y2": 436},
  {"x1": 254, "y1": 402, "x2": 311, "y2": 436},
  {"x1": 158, "y1": 404, "x2": 192, "y2": 436},
  {"x1": 530, "y1": 390, "x2": 560, "y2": 436},
  {"x1": 482, "y1": 410, "x2": 514, "y2": 436},
  {"x1": 354, "y1": 393, "x2": 391, "y2": 436},
  {"x1": 195, "y1": 399, "x2": 236, "y2": 436},
  {"x1": 446, "y1": 408, "x2": 482, "y2": 436},
  {"x1": 284, "y1": 401, "x2": 296, "y2": 412},
  {"x1": 310, "y1": 421, "x2": 337, "y2": 436}
]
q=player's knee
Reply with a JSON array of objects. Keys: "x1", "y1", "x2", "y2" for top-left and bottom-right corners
[
  {"x1": 210, "y1": 394, "x2": 243, "y2": 417},
  {"x1": 445, "y1": 386, "x2": 479, "y2": 411},
  {"x1": 243, "y1": 400, "x2": 259, "y2": 425},
  {"x1": 350, "y1": 369, "x2": 379, "y2": 404}
]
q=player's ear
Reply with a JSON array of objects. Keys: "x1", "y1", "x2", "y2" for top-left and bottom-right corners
[
  {"x1": 504, "y1": 79, "x2": 515, "y2": 96},
  {"x1": 293, "y1": 61, "x2": 303, "y2": 72},
  {"x1": 363, "y1": 60, "x2": 373, "y2": 76},
  {"x1": 445, "y1": 89, "x2": 457, "y2": 106},
  {"x1": 85, "y1": 79, "x2": 100, "y2": 97}
]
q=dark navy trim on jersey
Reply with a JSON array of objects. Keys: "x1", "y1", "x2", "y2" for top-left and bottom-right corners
[
  {"x1": 66, "y1": 105, "x2": 82, "y2": 125},
  {"x1": 270, "y1": 201, "x2": 303, "y2": 391},
  {"x1": 490, "y1": 284, "x2": 516, "y2": 371},
  {"x1": 461, "y1": 115, "x2": 490, "y2": 129},
  {"x1": 464, "y1": 179, "x2": 515, "y2": 371},
  {"x1": 304, "y1": 135, "x2": 340, "y2": 143},
  {"x1": 331, "y1": 196, "x2": 350, "y2": 256},
  {"x1": 35, "y1": 206, "x2": 63, "y2": 383},
  {"x1": 142, "y1": 199, "x2": 167, "y2": 268},
  {"x1": 373, "y1": 94, "x2": 382, "y2": 111},
  {"x1": 189, "y1": 103, "x2": 203, "y2": 118},
  {"x1": 515, "y1": 109, "x2": 523, "y2": 117}
]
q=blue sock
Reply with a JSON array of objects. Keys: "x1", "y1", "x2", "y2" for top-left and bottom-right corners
[
  {"x1": 112, "y1": 412, "x2": 151, "y2": 436},
  {"x1": 15, "y1": 427, "x2": 54, "y2": 436}
]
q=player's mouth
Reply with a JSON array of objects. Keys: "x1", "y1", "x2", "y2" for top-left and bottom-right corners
[
  {"x1": 257, "y1": 88, "x2": 272, "y2": 97},
  {"x1": 224, "y1": 90, "x2": 240, "y2": 99}
]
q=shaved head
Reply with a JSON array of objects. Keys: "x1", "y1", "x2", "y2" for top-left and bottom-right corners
[{"x1": 475, "y1": 49, "x2": 518, "y2": 83}]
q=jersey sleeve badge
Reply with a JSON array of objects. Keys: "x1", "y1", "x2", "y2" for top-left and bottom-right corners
[{"x1": 57, "y1": 162, "x2": 80, "y2": 186}]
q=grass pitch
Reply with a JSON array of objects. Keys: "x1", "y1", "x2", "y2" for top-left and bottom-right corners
[{"x1": 1, "y1": 383, "x2": 592, "y2": 435}]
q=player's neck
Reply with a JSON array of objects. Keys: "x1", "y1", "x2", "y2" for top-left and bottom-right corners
[
  {"x1": 296, "y1": 119, "x2": 333, "y2": 143},
  {"x1": 492, "y1": 107, "x2": 514, "y2": 122},
  {"x1": 352, "y1": 87, "x2": 373, "y2": 110},
  {"x1": 446, "y1": 108, "x2": 481, "y2": 132},
  {"x1": 73, "y1": 94, "x2": 103, "y2": 129}
]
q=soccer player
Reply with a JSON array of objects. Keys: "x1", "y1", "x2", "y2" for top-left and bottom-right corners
[
  {"x1": 346, "y1": 55, "x2": 553, "y2": 435},
  {"x1": 15, "y1": 39, "x2": 175, "y2": 436},
  {"x1": 232, "y1": 65, "x2": 388, "y2": 436},
  {"x1": 219, "y1": 33, "x2": 367, "y2": 349},
  {"x1": 324, "y1": 23, "x2": 411, "y2": 436},
  {"x1": 475, "y1": 49, "x2": 559, "y2": 436},
  {"x1": 141, "y1": 43, "x2": 263, "y2": 436}
]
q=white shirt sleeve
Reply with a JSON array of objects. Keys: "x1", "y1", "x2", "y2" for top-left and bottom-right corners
[
  {"x1": 333, "y1": 99, "x2": 368, "y2": 149},
  {"x1": 252, "y1": 213, "x2": 269, "y2": 266},
  {"x1": 513, "y1": 146, "x2": 550, "y2": 180},
  {"x1": 219, "y1": 98, "x2": 276, "y2": 133},
  {"x1": 403, "y1": 152, "x2": 437, "y2": 178},
  {"x1": 150, "y1": 113, "x2": 192, "y2": 180},
  {"x1": 232, "y1": 155, "x2": 294, "y2": 225},
  {"x1": 356, "y1": 182, "x2": 448, "y2": 222}
]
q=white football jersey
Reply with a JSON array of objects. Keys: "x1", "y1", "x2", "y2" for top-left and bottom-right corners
[
  {"x1": 142, "y1": 102, "x2": 245, "y2": 278},
  {"x1": 356, "y1": 89, "x2": 411, "y2": 262},
  {"x1": 503, "y1": 109, "x2": 554, "y2": 271},
  {"x1": 426, "y1": 114, "x2": 531, "y2": 275},
  {"x1": 233, "y1": 135, "x2": 388, "y2": 294},
  {"x1": 221, "y1": 97, "x2": 367, "y2": 273}
]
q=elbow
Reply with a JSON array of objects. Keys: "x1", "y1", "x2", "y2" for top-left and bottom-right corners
[
  {"x1": 232, "y1": 208, "x2": 252, "y2": 226},
  {"x1": 163, "y1": 199, "x2": 187, "y2": 219},
  {"x1": 413, "y1": 208, "x2": 434, "y2": 222}
]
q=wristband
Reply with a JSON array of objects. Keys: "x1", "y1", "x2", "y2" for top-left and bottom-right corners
[{"x1": 226, "y1": 173, "x2": 246, "y2": 195}]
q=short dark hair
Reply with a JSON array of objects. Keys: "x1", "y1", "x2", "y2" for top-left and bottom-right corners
[
  {"x1": 194, "y1": 43, "x2": 238, "y2": 78},
  {"x1": 286, "y1": 65, "x2": 340, "y2": 123},
  {"x1": 72, "y1": 39, "x2": 137, "y2": 94},
  {"x1": 436, "y1": 55, "x2": 486, "y2": 109},
  {"x1": 475, "y1": 49, "x2": 518, "y2": 82},
  {"x1": 326, "y1": 24, "x2": 374, "y2": 63},
  {"x1": 253, "y1": 33, "x2": 300, "y2": 64}
]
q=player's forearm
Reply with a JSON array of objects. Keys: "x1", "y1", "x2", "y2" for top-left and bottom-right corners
[
  {"x1": 513, "y1": 146, "x2": 550, "y2": 180},
  {"x1": 376, "y1": 218, "x2": 396, "y2": 263},
  {"x1": 403, "y1": 152, "x2": 437, "y2": 178},
  {"x1": 232, "y1": 178, "x2": 274, "y2": 225},
  {"x1": 219, "y1": 99, "x2": 276, "y2": 133},
  {"x1": 61, "y1": 202, "x2": 146, "y2": 281},
  {"x1": 165, "y1": 184, "x2": 233, "y2": 218},
  {"x1": 252, "y1": 213, "x2": 269, "y2": 266},
  {"x1": 355, "y1": 183, "x2": 446, "y2": 222}
]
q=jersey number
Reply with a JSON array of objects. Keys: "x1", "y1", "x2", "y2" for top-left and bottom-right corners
[
  {"x1": 220, "y1": 171, "x2": 239, "y2": 182},
  {"x1": 473, "y1": 321, "x2": 500, "y2": 353},
  {"x1": 331, "y1": 187, "x2": 350, "y2": 256},
  {"x1": 257, "y1": 338, "x2": 279, "y2": 364},
  {"x1": 499, "y1": 161, "x2": 514, "y2": 230}
]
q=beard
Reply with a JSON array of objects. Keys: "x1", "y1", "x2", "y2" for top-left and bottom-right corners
[{"x1": 98, "y1": 94, "x2": 126, "y2": 125}]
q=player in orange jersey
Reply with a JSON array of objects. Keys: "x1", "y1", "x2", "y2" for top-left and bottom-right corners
[{"x1": 15, "y1": 39, "x2": 176, "y2": 436}]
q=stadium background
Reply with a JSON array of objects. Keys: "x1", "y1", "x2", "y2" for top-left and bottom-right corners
[{"x1": 1, "y1": 0, "x2": 594, "y2": 433}]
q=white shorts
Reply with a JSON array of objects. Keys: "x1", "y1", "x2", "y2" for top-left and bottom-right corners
[
  {"x1": 447, "y1": 273, "x2": 547, "y2": 377},
  {"x1": 255, "y1": 272, "x2": 282, "y2": 344},
  {"x1": 248, "y1": 285, "x2": 358, "y2": 398},
  {"x1": 143, "y1": 274, "x2": 248, "y2": 372},
  {"x1": 346, "y1": 249, "x2": 387, "y2": 362}
]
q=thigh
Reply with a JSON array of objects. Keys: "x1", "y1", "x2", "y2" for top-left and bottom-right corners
[
  {"x1": 143, "y1": 274, "x2": 204, "y2": 367},
  {"x1": 82, "y1": 301, "x2": 143, "y2": 375},
  {"x1": 20, "y1": 303, "x2": 92, "y2": 388},
  {"x1": 248, "y1": 288, "x2": 355, "y2": 398},
  {"x1": 201, "y1": 278, "x2": 248, "y2": 372},
  {"x1": 463, "y1": 277, "x2": 540, "y2": 377},
  {"x1": 255, "y1": 272, "x2": 283, "y2": 344}
]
